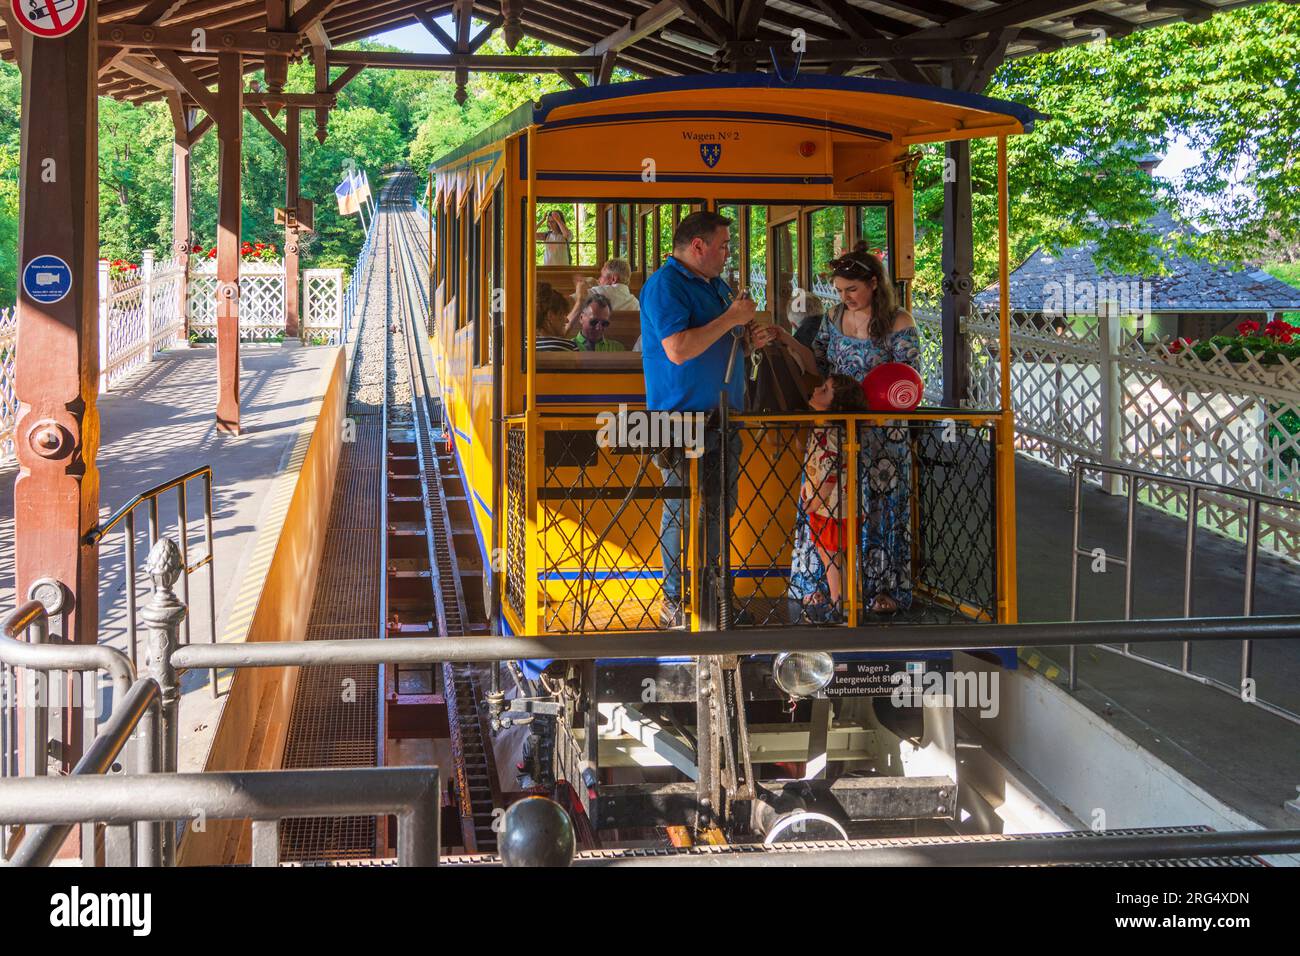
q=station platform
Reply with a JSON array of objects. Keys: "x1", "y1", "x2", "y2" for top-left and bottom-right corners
[
  {"x1": 1015, "y1": 458, "x2": 1300, "y2": 831},
  {"x1": 0, "y1": 342, "x2": 346, "y2": 774}
]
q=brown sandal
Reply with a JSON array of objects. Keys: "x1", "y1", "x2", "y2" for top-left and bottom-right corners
[{"x1": 871, "y1": 594, "x2": 899, "y2": 614}]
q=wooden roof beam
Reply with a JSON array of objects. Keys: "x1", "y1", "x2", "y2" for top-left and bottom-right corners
[
  {"x1": 154, "y1": 49, "x2": 220, "y2": 114},
  {"x1": 959, "y1": 26, "x2": 1019, "y2": 92},
  {"x1": 518, "y1": 1, "x2": 711, "y2": 72},
  {"x1": 289, "y1": 0, "x2": 345, "y2": 32},
  {"x1": 99, "y1": 0, "x2": 188, "y2": 76},
  {"x1": 326, "y1": 49, "x2": 603, "y2": 71},
  {"x1": 1145, "y1": 0, "x2": 1215, "y2": 23},
  {"x1": 725, "y1": 36, "x2": 976, "y2": 63},
  {"x1": 415, "y1": 7, "x2": 457, "y2": 50},
  {"x1": 98, "y1": 22, "x2": 300, "y2": 55},
  {"x1": 113, "y1": 52, "x2": 184, "y2": 92},
  {"x1": 325, "y1": 62, "x2": 365, "y2": 93},
  {"x1": 469, "y1": 14, "x2": 505, "y2": 52},
  {"x1": 1071, "y1": 9, "x2": 1137, "y2": 37},
  {"x1": 582, "y1": 0, "x2": 682, "y2": 56},
  {"x1": 248, "y1": 104, "x2": 289, "y2": 147},
  {"x1": 905, "y1": 0, "x2": 1110, "y2": 41},
  {"x1": 669, "y1": 0, "x2": 730, "y2": 47},
  {"x1": 810, "y1": 0, "x2": 926, "y2": 83},
  {"x1": 479, "y1": 1, "x2": 704, "y2": 75}
]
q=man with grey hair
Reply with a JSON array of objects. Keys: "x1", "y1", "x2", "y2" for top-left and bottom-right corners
[
  {"x1": 568, "y1": 258, "x2": 639, "y2": 333},
  {"x1": 571, "y1": 291, "x2": 626, "y2": 352}
]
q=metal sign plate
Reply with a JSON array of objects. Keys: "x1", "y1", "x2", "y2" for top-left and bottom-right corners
[
  {"x1": 22, "y1": 254, "x2": 72, "y2": 304},
  {"x1": 11, "y1": 0, "x2": 87, "y2": 38}
]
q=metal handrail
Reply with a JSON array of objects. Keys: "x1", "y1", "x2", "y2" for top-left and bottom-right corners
[
  {"x1": 84, "y1": 465, "x2": 212, "y2": 545},
  {"x1": 1070, "y1": 459, "x2": 1300, "y2": 725},
  {"x1": 168, "y1": 615, "x2": 1300, "y2": 671},
  {"x1": 9, "y1": 677, "x2": 162, "y2": 867},
  {"x1": 1, "y1": 599, "x2": 140, "y2": 863},
  {"x1": 1, "y1": 599, "x2": 135, "y2": 705},
  {"x1": 0, "y1": 767, "x2": 441, "y2": 867},
  {"x1": 82, "y1": 465, "x2": 217, "y2": 692}
]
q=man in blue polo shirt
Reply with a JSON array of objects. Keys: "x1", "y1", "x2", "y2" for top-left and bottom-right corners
[{"x1": 641, "y1": 211, "x2": 777, "y2": 628}]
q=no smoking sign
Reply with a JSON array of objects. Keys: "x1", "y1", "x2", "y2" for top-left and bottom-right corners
[{"x1": 11, "y1": 0, "x2": 87, "y2": 38}]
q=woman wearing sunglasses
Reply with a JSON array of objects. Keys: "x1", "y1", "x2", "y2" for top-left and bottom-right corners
[{"x1": 789, "y1": 242, "x2": 921, "y2": 617}]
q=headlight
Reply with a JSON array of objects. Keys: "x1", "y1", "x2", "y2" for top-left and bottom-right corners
[{"x1": 772, "y1": 651, "x2": 834, "y2": 698}]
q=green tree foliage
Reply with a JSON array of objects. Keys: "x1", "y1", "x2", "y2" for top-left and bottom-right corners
[{"x1": 911, "y1": 1, "x2": 1300, "y2": 296}]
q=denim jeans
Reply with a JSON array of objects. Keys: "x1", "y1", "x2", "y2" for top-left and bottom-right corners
[{"x1": 658, "y1": 426, "x2": 741, "y2": 607}]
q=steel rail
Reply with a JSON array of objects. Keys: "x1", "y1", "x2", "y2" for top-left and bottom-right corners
[
  {"x1": 170, "y1": 615, "x2": 1300, "y2": 670},
  {"x1": 387, "y1": 169, "x2": 501, "y2": 852},
  {"x1": 567, "y1": 829, "x2": 1300, "y2": 867}
]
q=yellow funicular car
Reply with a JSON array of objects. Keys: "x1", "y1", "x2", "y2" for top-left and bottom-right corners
[{"x1": 427, "y1": 72, "x2": 1036, "y2": 838}]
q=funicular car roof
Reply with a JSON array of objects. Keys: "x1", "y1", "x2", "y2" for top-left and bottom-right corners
[{"x1": 432, "y1": 72, "x2": 1044, "y2": 171}]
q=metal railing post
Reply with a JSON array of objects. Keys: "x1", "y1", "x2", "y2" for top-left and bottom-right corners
[
  {"x1": 1097, "y1": 303, "x2": 1123, "y2": 495},
  {"x1": 141, "y1": 538, "x2": 186, "y2": 866},
  {"x1": 98, "y1": 258, "x2": 111, "y2": 394},
  {"x1": 141, "y1": 249, "x2": 155, "y2": 358}
]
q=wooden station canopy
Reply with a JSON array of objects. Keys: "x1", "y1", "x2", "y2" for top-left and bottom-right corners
[{"x1": 0, "y1": 0, "x2": 1256, "y2": 106}]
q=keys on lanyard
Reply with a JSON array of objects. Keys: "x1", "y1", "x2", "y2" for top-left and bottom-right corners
[{"x1": 750, "y1": 348, "x2": 763, "y2": 381}]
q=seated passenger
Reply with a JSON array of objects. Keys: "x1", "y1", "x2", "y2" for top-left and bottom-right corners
[
  {"x1": 790, "y1": 296, "x2": 825, "y2": 351},
  {"x1": 566, "y1": 258, "x2": 639, "y2": 333},
  {"x1": 535, "y1": 283, "x2": 578, "y2": 352},
  {"x1": 571, "y1": 291, "x2": 626, "y2": 352}
]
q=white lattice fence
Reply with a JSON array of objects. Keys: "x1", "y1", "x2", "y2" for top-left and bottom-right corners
[
  {"x1": 945, "y1": 301, "x2": 1300, "y2": 560},
  {"x1": 0, "y1": 307, "x2": 16, "y2": 463},
  {"x1": 302, "y1": 268, "x2": 343, "y2": 344},
  {"x1": 963, "y1": 307, "x2": 1106, "y2": 470},
  {"x1": 913, "y1": 305, "x2": 946, "y2": 406},
  {"x1": 149, "y1": 256, "x2": 187, "y2": 352},
  {"x1": 101, "y1": 251, "x2": 190, "y2": 389},
  {"x1": 1115, "y1": 337, "x2": 1300, "y2": 557},
  {"x1": 102, "y1": 264, "x2": 147, "y2": 388},
  {"x1": 188, "y1": 261, "x2": 286, "y2": 341}
]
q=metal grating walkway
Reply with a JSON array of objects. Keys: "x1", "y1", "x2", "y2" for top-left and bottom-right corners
[{"x1": 278, "y1": 414, "x2": 382, "y2": 862}]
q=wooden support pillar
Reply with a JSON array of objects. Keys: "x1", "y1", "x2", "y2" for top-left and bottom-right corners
[
  {"x1": 171, "y1": 105, "x2": 194, "y2": 337},
  {"x1": 284, "y1": 106, "x2": 301, "y2": 339},
  {"x1": 264, "y1": 1, "x2": 289, "y2": 100},
  {"x1": 215, "y1": 52, "x2": 242, "y2": 434},
  {"x1": 941, "y1": 138, "x2": 972, "y2": 406},
  {"x1": 13, "y1": 0, "x2": 100, "y2": 789}
]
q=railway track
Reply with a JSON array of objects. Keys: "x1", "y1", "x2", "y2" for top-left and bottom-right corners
[
  {"x1": 276, "y1": 168, "x2": 498, "y2": 862},
  {"x1": 381, "y1": 169, "x2": 501, "y2": 854}
]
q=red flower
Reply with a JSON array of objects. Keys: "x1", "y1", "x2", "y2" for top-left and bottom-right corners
[
  {"x1": 1237, "y1": 320, "x2": 1260, "y2": 336},
  {"x1": 190, "y1": 243, "x2": 202, "y2": 253},
  {"x1": 254, "y1": 243, "x2": 265, "y2": 249},
  {"x1": 1264, "y1": 319, "x2": 1295, "y2": 340},
  {"x1": 1169, "y1": 337, "x2": 1194, "y2": 354}
]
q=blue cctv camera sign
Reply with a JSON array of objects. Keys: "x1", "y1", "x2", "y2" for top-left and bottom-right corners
[{"x1": 23, "y1": 254, "x2": 73, "y2": 305}]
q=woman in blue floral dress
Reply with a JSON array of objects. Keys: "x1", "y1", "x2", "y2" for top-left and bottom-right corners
[{"x1": 784, "y1": 243, "x2": 921, "y2": 617}]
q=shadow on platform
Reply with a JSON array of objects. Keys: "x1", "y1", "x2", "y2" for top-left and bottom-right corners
[{"x1": 1015, "y1": 457, "x2": 1300, "y2": 829}]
